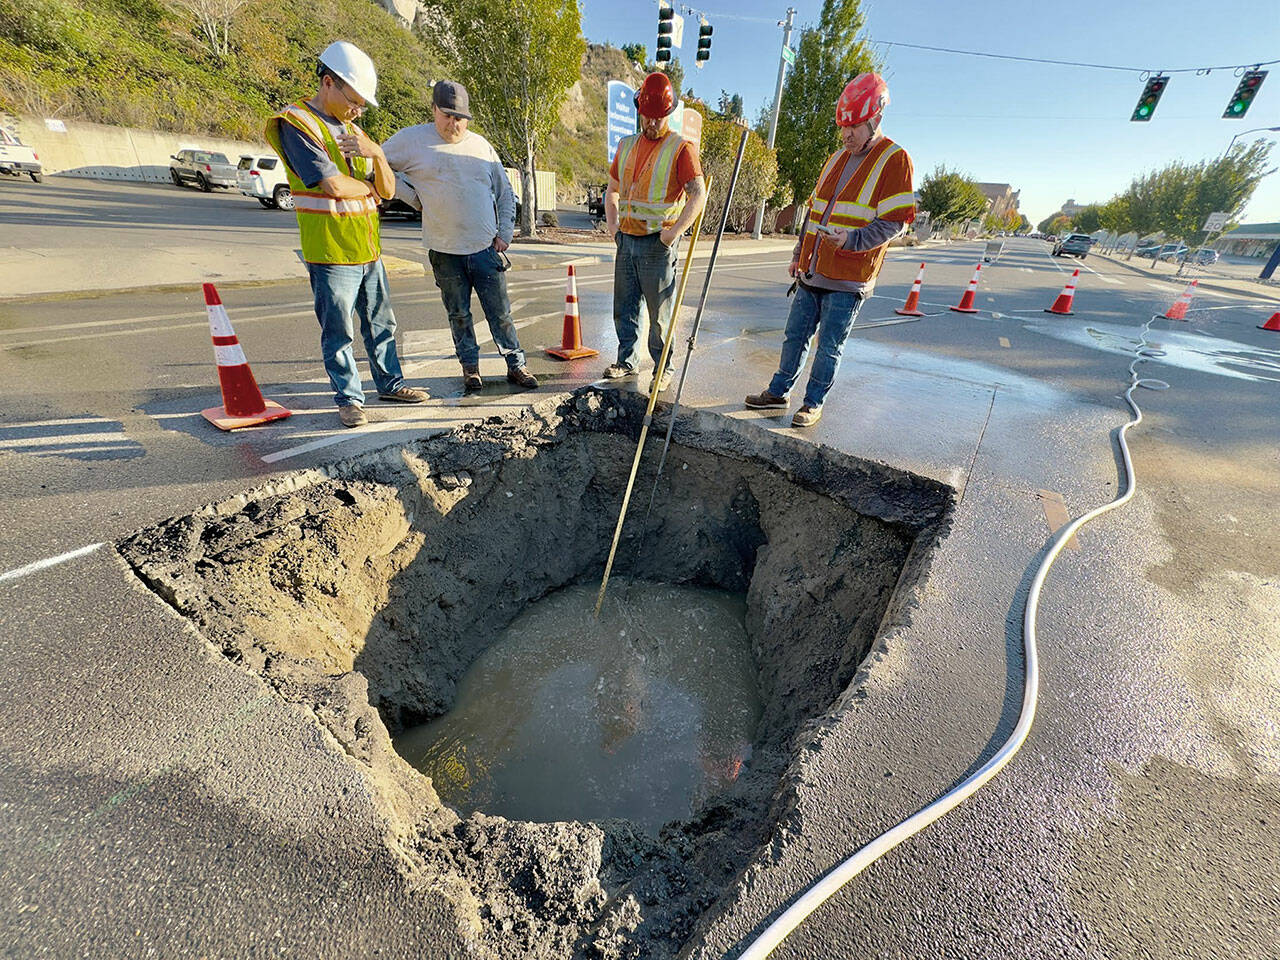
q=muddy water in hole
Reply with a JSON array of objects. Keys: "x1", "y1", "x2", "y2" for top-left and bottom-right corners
[{"x1": 395, "y1": 581, "x2": 761, "y2": 833}]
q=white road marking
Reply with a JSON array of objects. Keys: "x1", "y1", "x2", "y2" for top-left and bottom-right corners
[
  {"x1": 260, "y1": 415, "x2": 439, "y2": 463},
  {"x1": 0, "y1": 543, "x2": 106, "y2": 584}
]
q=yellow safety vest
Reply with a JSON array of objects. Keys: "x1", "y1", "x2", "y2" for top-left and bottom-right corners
[
  {"x1": 264, "y1": 102, "x2": 381, "y2": 265},
  {"x1": 615, "y1": 132, "x2": 689, "y2": 235}
]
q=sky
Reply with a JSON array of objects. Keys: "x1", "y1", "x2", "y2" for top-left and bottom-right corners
[{"x1": 580, "y1": 0, "x2": 1280, "y2": 227}]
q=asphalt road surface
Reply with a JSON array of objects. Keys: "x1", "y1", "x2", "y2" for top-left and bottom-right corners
[{"x1": 1, "y1": 232, "x2": 1278, "y2": 958}]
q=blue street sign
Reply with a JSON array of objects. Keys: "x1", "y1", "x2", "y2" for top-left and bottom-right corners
[{"x1": 607, "y1": 80, "x2": 637, "y2": 161}]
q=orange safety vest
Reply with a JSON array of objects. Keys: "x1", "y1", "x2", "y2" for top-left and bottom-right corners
[
  {"x1": 614, "y1": 131, "x2": 691, "y2": 235},
  {"x1": 797, "y1": 138, "x2": 915, "y2": 284}
]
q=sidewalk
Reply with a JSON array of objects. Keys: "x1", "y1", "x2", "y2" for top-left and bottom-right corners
[{"x1": 1093, "y1": 248, "x2": 1280, "y2": 302}]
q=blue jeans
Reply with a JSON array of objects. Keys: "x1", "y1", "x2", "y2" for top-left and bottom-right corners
[
  {"x1": 767, "y1": 282, "x2": 865, "y2": 409},
  {"x1": 428, "y1": 247, "x2": 526, "y2": 370},
  {"x1": 306, "y1": 260, "x2": 406, "y2": 408},
  {"x1": 613, "y1": 231, "x2": 679, "y2": 372}
]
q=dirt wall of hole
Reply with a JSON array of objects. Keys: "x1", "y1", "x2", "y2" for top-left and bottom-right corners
[{"x1": 119, "y1": 390, "x2": 953, "y2": 959}]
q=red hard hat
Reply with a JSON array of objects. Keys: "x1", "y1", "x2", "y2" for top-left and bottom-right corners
[
  {"x1": 635, "y1": 72, "x2": 676, "y2": 119},
  {"x1": 836, "y1": 73, "x2": 889, "y2": 127}
]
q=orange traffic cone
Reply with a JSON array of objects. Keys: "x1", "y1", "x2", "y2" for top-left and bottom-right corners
[
  {"x1": 1160, "y1": 280, "x2": 1197, "y2": 321},
  {"x1": 949, "y1": 264, "x2": 982, "y2": 314},
  {"x1": 200, "y1": 283, "x2": 292, "y2": 431},
  {"x1": 895, "y1": 262, "x2": 926, "y2": 316},
  {"x1": 1044, "y1": 269, "x2": 1079, "y2": 315},
  {"x1": 546, "y1": 264, "x2": 599, "y2": 360},
  {"x1": 1258, "y1": 311, "x2": 1280, "y2": 332}
]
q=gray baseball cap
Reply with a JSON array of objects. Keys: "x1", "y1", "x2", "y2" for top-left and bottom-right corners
[{"x1": 433, "y1": 80, "x2": 472, "y2": 119}]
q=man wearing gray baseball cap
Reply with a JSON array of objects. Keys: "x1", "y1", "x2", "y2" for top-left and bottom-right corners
[{"x1": 383, "y1": 80, "x2": 538, "y2": 394}]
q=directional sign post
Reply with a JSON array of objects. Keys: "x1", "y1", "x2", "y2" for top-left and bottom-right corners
[
  {"x1": 606, "y1": 80, "x2": 637, "y2": 162},
  {"x1": 781, "y1": 44, "x2": 795, "y2": 66}
]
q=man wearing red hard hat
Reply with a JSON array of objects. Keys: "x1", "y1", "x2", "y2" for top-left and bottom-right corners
[
  {"x1": 745, "y1": 73, "x2": 915, "y2": 427},
  {"x1": 603, "y1": 72, "x2": 707, "y2": 393}
]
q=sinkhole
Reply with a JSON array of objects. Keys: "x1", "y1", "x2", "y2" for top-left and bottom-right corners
[{"x1": 119, "y1": 389, "x2": 952, "y2": 960}]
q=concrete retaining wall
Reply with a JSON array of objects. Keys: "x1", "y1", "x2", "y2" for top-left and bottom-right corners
[{"x1": 10, "y1": 116, "x2": 264, "y2": 183}]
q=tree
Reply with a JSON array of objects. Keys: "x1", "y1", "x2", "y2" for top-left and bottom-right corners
[
  {"x1": 716, "y1": 90, "x2": 743, "y2": 121},
  {"x1": 171, "y1": 0, "x2": 254, "y2": 60},
  {"x1": 1048, "y1": 214, "x2": 1073, "y2": 235},
  {"x1": 917, "y1": 166, "x2": 987, "y2": 228},
  {"x1": 423, "y1": 0, "x2": 585, "y2": 237},
  {"x1": 621, "y1": 42, "x2": 646, "y2": 67},
  {"x1": 1099, "y1": 140, "x2": 1274, "y2": 241},
  {"x1": 695, "y1": 114, "x2": 779, "y2": 235},
  {"x1": 773, "y1": 0, "x2": 877, "y2": 202},
  {"x1": 1071, "y1": 204, "x2": 1102, "y2": 234}
]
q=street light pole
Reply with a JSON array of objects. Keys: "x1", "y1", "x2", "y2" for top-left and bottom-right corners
[
  {"x1": 1223, "y1": 125, "x2": 1280, "y2": 156},
  {"x1": 750, "y1": 7, "x2": 796, "y2": 240}
]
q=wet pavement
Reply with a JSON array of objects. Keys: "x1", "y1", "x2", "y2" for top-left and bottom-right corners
[{"x1": 1, "y1": 235, "x2": 1278, "y2": 957}]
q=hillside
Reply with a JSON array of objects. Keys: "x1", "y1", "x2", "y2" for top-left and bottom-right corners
[
  {"x1": 2, "y1": 1, "x2": 637, "y2": 203},
  {"x1": 543, "y1": 42, "x2": 644, "y2": 202},
  {"x1": 0, "y1": 0, "x2": 442, "y2": 141}
]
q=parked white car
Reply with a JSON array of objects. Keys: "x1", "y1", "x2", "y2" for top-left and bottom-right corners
[
  {"x1": 0, "y1": 126, "x2": 43, "y2": 182},
  {"x1": 236, "y1": 154, "x2": 292, "y2": 210}
]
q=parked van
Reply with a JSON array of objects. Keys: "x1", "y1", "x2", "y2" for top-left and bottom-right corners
[{"x1": 236, "y1": 154, "x2": 292, "y2": 210}]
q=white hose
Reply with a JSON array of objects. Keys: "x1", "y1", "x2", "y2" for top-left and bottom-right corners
[{"x1": 734, "y1": 317, "x2": 1170, "y2": 959}]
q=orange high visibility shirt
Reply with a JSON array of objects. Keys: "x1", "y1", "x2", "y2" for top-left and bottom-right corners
[{"x1": 797, "y1": 138, "x2": 915, "y2": 284}]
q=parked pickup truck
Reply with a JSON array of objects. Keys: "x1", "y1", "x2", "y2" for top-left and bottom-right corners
[
  {"x1": 0, "y1": 126, "x2": 43, "y2": 182},
  {"x1": 169, "y1": 148, "x2": 237, "y2": 192}
]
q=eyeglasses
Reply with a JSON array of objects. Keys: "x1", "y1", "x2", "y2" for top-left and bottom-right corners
[{"x1": 332, "y1": 79, "x2": 366, "y2": 114}]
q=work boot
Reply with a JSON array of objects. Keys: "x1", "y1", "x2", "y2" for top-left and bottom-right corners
[
  {"x1": 462, "y1": 365, "x2": 483, "y2": 393},
  {"x1": 603, "y1": 362, "x2": 636, "y2": 379},
  {"x1": 744, "y1": 390, "x2": 787, "y2": 409},
  {"x1": 791, "y1": 405, "x2": 822, "y2": 428},
  {"x1": 507, "y1": 366, "x2": 539, "y2": 389},
  {"x1": 378, "y1": 385, "x2": 429, "y2": 403},
  {"x1": 339, "y1": 404, "x2": 367, "y2": 428},
  {"x1": 649, "y1": 368, "x2": 673, "y2": 392}
]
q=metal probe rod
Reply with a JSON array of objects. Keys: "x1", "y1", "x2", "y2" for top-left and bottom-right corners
[
  {"x1": 592, "y1": 170, "x2": 715, "y2": 617},
  {"x1": 645, "y1": 124, "x2": 750, "y2": 519}
]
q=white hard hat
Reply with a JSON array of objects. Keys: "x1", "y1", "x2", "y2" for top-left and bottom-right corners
[{"x1": 318, "y1": 41, "x2": 379, "y2": 108}]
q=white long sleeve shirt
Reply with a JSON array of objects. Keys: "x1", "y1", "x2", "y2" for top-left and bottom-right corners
[{"x1": 382, "y1": 125, "x2": 515, "y2": 256}]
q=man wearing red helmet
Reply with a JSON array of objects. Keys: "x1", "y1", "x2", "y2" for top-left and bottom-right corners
[
  {"x1": 603, "y1": 71, "x2": 707, "y2": 393},
  {"x1": 745, "y1": 72, "x2": 915, "y2": 427}
]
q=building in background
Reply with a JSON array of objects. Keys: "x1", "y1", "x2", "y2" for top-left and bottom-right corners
[
  {"x1": 976, "y1": 182, "x2": 1020, "y2": 221},
  {"x1": 1217, "y1": 222, "x2": 1280, "y2": 258}
]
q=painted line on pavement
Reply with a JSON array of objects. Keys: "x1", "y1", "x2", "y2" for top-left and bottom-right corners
[
  {"x1": 259, "y1": 414, "x2": 436, "y2": 464},
  {"x1": 0, "y1": 543, "x2": 106, "y2": 584}
]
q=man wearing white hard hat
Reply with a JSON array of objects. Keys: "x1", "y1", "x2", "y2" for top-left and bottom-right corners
[{"x1": 265, "y1": 40, "x2": 428, "y2": 429}]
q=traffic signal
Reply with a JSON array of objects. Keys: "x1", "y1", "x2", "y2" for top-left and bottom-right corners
[
  {"x1": 1130, "y1": 75, "x2": 1168, "y2": 122},
  {"x1": 657, "y1": 3, "x2": 673, "y2": 62},
  {"x1": 1223, "y1": 69, "x2": 1267, "y2": 119},
  {"x1": 696, "y1": 20, "x2": 716, "y2": 65}
]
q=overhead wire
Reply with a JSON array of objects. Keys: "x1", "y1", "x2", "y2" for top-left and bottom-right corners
[{"x1": 864, "y1": 39, "x2": 1278, "y2": 76}]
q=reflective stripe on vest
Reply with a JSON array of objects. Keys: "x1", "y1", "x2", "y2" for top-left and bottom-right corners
[
  {"x1": 264, "y1": 102, "x2": 380, "y2": 265},
  {"x1": 616, "y1": 132, "x2": 688, "y2": 234}
]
